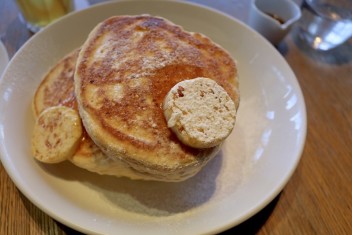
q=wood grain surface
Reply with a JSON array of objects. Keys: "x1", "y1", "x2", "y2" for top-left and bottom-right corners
[{"x1": 1, "y1": 0, "x2": 351, "y2": 234}]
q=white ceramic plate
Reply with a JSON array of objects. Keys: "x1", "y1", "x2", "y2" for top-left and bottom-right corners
[{"x1": 0, "y1": 1, "x2": 306, "y2": 234}]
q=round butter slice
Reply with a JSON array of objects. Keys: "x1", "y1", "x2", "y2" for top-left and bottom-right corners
[
  {"x1": 32, "y1": 106, "x2": 83, "y2": 163},
  {"x1": 163, "y1": 77, "x2": 236, "y2": 148}
]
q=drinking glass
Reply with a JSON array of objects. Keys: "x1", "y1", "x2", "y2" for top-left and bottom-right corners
[
  {"x1": 298, "y1": 0, "x2": 352, "y2": 50},
  {"x1": 15, "y1": 0, "x2": 73, "y2": 33}
]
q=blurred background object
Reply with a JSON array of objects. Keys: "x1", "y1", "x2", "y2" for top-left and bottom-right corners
[
  {"x1": 15, "y1": 0, "x2": 73, "y2": 33},
  {"x1": 297, "y1": 0, "x2": 352, "y2": 50},
  {"x1": 14, "y1": 0, "x2": 89, "y2": 33},
  {"x1": 248, "y1": 0, "x2": 302, "y2": 45}
]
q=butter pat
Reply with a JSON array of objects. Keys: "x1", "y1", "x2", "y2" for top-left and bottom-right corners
[{"x1": 163, "y1": 77, "x2": 236, "y2": 148}]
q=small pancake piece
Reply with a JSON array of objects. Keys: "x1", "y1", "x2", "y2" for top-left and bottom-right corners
[
  {"x1": 32, "y1": 106, "x2": 83, "y2": 163},
  {"x1": 163, "y1": 77, "x2": 236, "y2": 148}
]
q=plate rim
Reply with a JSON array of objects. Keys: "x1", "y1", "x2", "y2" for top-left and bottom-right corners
[{"x1": 0, "y1": 41, "x2": 9, "y2": 77}]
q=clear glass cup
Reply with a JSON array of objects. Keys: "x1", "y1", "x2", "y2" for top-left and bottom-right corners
[
  {"x1": 15, "y1": 0, "x2": 73, "y2": 33},
  {"x1": 298, "y1": 0, "x2": 352, "y2": 51}
]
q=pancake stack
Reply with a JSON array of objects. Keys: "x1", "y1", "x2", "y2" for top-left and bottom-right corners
[{"x1": 32, "y1": 15, "x2": 240, "y2": 182}]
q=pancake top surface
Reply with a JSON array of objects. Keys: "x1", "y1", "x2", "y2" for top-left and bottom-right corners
[
  {"x1": 33, "y1": 49, "x2": 79, "y2": 116},
  {"x1": 75, "y1": 15, "x2": 239, "y2": 170}
]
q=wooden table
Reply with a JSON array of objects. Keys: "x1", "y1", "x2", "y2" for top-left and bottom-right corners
[{"x1": 1, "y1": 0, "x2": 351, "y2": 234}]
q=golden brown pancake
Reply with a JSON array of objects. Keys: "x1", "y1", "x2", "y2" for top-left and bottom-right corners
[
  {"x1": 32, "y1": 48, "x2": 173, "y2": 180},
  {"x1": 75, "y1": 15, "x2": 240, "y2": 181},
  {"x1": 31, "y1": 49, "x2": 106, "y2": 172},
  {"x1": 32, "y1": 49, "x2": 79, "y2": 115}
]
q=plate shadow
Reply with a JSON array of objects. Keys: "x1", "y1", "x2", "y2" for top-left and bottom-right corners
[{"x1": 40, "y1": 151, "x2": 223, "y2": 216}]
